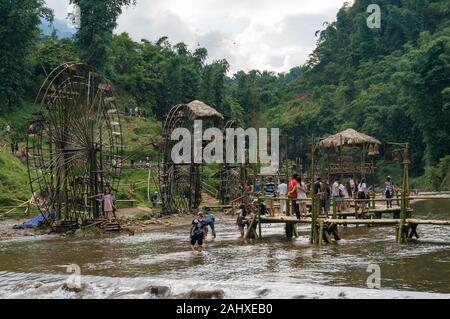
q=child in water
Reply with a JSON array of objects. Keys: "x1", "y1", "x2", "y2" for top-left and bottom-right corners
[{"x1": 236, "y1": 204, "x2": 247, "y2": 238}]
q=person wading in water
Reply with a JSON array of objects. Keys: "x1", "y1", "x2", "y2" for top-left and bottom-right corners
[
  {"x1": 190, "y1": 212, "x2": 206, "y2": 253},
  {"x1": 236, "y1": 204, "x2": 247, "y2": 238},
  {"x1": 203, "y1": 207, "x2": 216, "y2": 239}
]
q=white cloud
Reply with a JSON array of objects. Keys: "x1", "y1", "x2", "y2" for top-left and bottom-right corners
[{"x1": 45, "y1": 0, "x2": 348, "y2": 73}]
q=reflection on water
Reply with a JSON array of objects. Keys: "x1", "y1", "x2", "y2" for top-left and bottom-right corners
[{"x1": 0, "y1": 200, "x2": 449, "y2": 298}]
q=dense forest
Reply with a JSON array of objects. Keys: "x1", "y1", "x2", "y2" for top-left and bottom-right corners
[{"x1": 1, "y1": 0, "x2": 449, "y2": 190}]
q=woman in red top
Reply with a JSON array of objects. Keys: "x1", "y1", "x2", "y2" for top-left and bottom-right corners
[{"x1": 288, "y1": 174, "x2": 301, "y2": 219}]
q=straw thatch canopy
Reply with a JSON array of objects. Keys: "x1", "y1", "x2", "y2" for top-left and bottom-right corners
[
  {"x1": 185, "y1": 100, "x2": 224, "y2": 121},
  {"x1": 319, "y1": 129, "x2": 381, "y2": 148}
]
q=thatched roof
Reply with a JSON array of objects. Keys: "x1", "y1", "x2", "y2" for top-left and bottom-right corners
[
  {"x1": 185, "y1": 100, "x2": 224, "y2": 120},
  {"x1": 319, "y1": 129, "x2": 381, "y2": 148}
]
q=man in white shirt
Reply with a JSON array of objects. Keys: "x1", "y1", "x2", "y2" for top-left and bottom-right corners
[
  {"x1": 277, "y1": 179, "x2": 288, "y2": 215},
  {"x1": 338, "y1": 181, "x2": 347, "y2": 211},
  {"x1": 332, "y1": 178, "x2": 341, "y2": 212}
]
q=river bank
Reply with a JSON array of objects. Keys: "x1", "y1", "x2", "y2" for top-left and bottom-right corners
[
  {"x1": 0, "y1": 198, "x2": 449, "y2": 298},
  {"x1": 0, "y1": 206, "x2": 223, "y2": 239}
]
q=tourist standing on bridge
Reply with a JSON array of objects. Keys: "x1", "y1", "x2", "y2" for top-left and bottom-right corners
[
  {"x1": 264, "y1": 176, "x2": 275, "y2": 216},
  {"x1": 255, "y1": 180, "x2": 261, "y2": 194},
  {"x1": 322, "y1": 181, "x2": 331, "y2": 217},
  {"x1": 349, "y1": 176, "x2": 356, "y2": 195},
  {"x1": 277, "y1": 179, "x2": 288, "y2": 215},
  {"x1": 332, "y1": 178, "x2": 342, "y2": 212},
  {"x1": 357, "y1": 178, "x2": 368, "y2": 211},
  {"x1": 190, "y1": 212, "x2": 206, "y2": 253},
  {"x1": 385, "y1": 176, "x2": 396, "y2": 208},
  {"x1": 288, "y1": 174, "x2": 301, "y2": 219},
  {"x1": 296, "y1": 176, "x2": 307, "y2": 218},
  {"x1": 339, "y1": 180, "x2": 347, "y2": 211}
]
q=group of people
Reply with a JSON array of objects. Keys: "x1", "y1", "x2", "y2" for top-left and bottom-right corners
[
  {"x1": 124, "y1": 106, "x2": 148, "y2": 118},
  {"x1": 190, "y1": 207, "x2": 216, "y2": 253},
  {"x1": 259, "y1": 174, "x2": 398, "y2": 219},
  {"x1": 130, "y1": 158, "x2": 151, "y2": 169}
]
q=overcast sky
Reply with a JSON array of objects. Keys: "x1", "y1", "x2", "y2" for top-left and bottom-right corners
[{"x1": 45, "y1": 0, "x2": 349, "y2": 74}]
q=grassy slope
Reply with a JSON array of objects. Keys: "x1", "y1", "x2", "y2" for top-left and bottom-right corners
[{"x1": 0, "y1": 146, "x2": 30, "y2": 206}]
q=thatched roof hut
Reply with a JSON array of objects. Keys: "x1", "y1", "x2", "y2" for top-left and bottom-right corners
[
  {"x1": 319, "y1": 129, "x2": 381, "y2": 148},
  {"x1": 185, "y1": 100, "x2": 224, "y2": 121}
]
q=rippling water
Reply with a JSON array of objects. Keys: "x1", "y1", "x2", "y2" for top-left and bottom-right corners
[{"x1": 0, "y1": 200, "x2": 449, "y2": 299}]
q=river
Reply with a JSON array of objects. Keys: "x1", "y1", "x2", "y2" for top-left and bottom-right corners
[{"x1": 0, "y1": 200, "x2": 449, "y2": 299}]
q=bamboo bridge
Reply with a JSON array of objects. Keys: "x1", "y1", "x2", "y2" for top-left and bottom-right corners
[{"x1": 242, "y1": 195, "x2": 450, "y2": 245}]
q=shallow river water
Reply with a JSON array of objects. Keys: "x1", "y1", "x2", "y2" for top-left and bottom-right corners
[{"x1": 0, "y1": 200, "x2": 449, "y2": 299}]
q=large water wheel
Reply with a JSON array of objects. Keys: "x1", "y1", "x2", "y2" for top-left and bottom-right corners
[
  {"x1": 26, "y1": 63, "x2": 124, "y2": 226},
  {"x1": 158, "y1": 100, "x2": 224, "y2": 213}
]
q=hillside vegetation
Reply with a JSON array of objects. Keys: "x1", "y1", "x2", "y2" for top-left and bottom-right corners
[{"x1": 1, "y1": 0, "x2": 449, "y2": 196}]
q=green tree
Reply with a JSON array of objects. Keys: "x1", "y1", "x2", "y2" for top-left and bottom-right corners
[
  {"x1": 0, "y1": 0, "x2": 53, "y2": 113},
  {"x1": 69, "y1": 0, "x2": 135, "y2": 70}
]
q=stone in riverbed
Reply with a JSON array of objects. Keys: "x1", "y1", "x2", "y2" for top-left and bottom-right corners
[
  {"x1": 62, "y1": 282, "x2": 86, "y2": 293},
  {"x1": 257, "y1": 288, "x2": 270, "y2": 297},
  {"x1": 34, "y1": 281, "x2": 45, "y2": 288},
  {"x1": 185, "y1": 289, "x2": 225, "y2": 299},
  {"x1": 148, "y1": 285, "x2": 170, "y2": 297}
]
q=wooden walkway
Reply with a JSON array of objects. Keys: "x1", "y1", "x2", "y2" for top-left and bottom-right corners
[
  {"x1": 244, "y1": 211, "x2": 450, "y2": 245},
  {"x1": 248, "y1": 215, "x2": 450, "y2": 226}
]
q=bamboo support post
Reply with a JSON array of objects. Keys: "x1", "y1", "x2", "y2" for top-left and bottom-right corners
[
  {"x1": 244, "y1": 216, "x2": 255, "y2": 240},
  {"x1": 319, "y1": 219, "x2": 324, "y2": 246},
  {"x1": 332, "y1": 197, "x2": 337, "y2": 219}
]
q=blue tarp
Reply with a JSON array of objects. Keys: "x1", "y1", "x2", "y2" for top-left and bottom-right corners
[{"x1": 13, "y1": 213, "x2": 55, "y2": 229}]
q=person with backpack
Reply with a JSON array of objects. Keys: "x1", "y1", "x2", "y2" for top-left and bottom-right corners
[
  {"x1": 190, "y1": 212, "x2": 207, "y2": 253},
  {"x1": 203, "y1": 207, "x2": 217, "y2": 239},
  {"x1": 357, "y1": 178, "x2": 368, "y2": 211},
  {"x1": 385, "y1": 176, "x2": 396, "y2": 208}
]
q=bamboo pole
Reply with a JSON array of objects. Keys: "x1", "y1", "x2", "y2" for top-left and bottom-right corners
[
  {"x1": 319, "y1": 219, "x2": 324, "y2": 246},
  {"x1": 244, "y1": 216, "x2": 255, "y2": 240},
  {"x1": 309, "y1": 136, "x2": 316, "y2": 244},
  {"x1": 332, "y1": 197, "x2": 337, "y2": 219},
  {"x1": 258, "y1": 200, "x2": 262, "y2": 238},
  {"x1": 398, "y1": 143, "x2": 410, "y2": 244}
]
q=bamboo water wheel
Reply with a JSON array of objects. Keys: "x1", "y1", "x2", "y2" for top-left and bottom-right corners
[
  {"x1": 158, "y1": 100, "x2": 224, "y2": 213},
  {"x1": 26, "y1": 63, "x2": 124, "y2": 226}
]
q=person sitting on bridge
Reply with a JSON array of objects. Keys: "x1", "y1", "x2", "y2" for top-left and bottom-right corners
[{"x1": 253, "y1": 199, "x2": 267, "y2": 216}]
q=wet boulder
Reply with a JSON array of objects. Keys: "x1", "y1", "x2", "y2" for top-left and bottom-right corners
[
  {"x1": 256, "y1": 288, "x2": 270, "y2": 297},
  {"x1": 148, "y1": 285, "x2": 170, "y2": 297},
  {"x1": 185, "y1": 289, "x2": 225, "y2": 299},
  {"x1": 62, "y1": 282, "x2": 86, "y2": 293}
]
